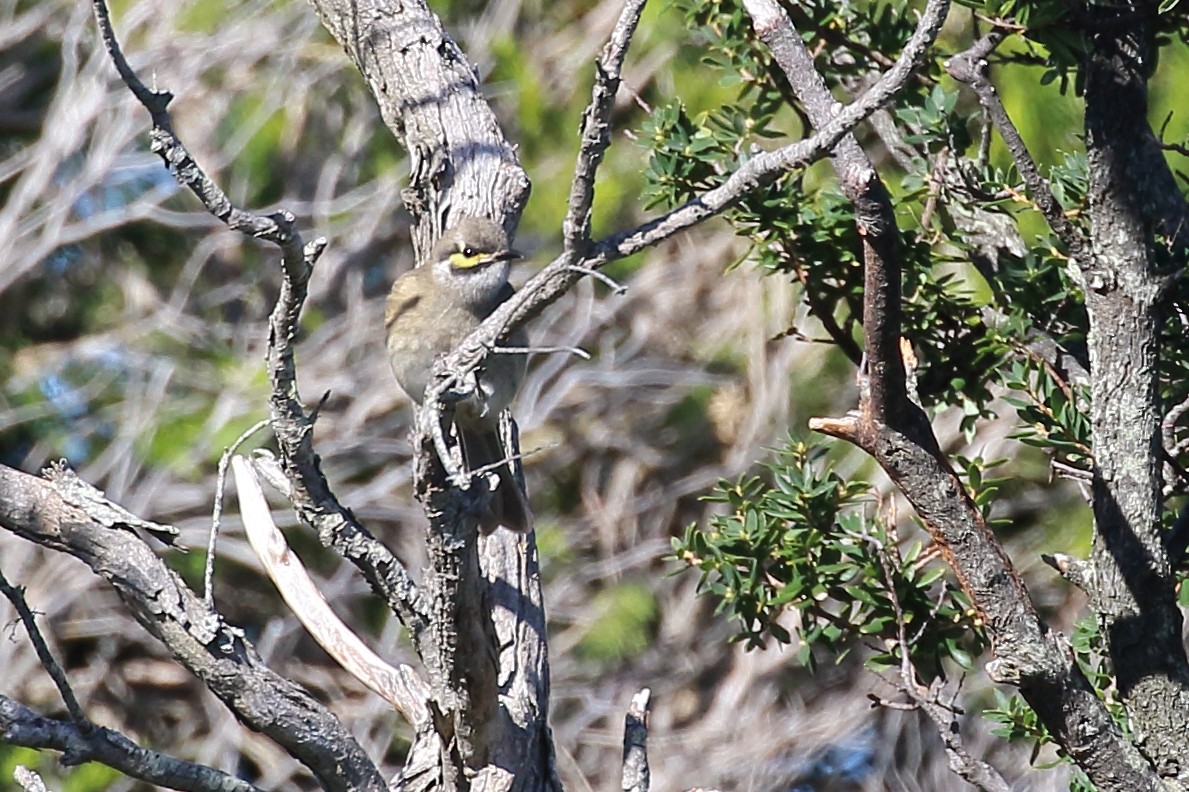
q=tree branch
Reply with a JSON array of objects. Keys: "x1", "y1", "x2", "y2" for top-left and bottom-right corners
[
  {"x1": 402, "y1": 10, "x2": 950, "y2": 773},
  {"x1": 865, "y1": 522, "x2": 1010, "y2": 792},
  {"x1": 1, "y1": 695, "x2": 259, "y2": 792},
  {"x1": 809, "y1": 417, "x2": 1162, "y2": 789},
  {"x1": 306, "y1": 0, "x2": 532, "y2": 254},
  {"x1": 1082, "y1": 3, "x2": 1189, "y2": 777},
  {"x1": 0, "y1": 569, "x2": 85, "y2": 724},
  {"x1": 742, "y1": 0, "x2": 908, "y2": 423},
  {"x1": 0, "y1": 463, "x2": 386, "y2": 792},
  {"x1": 233, "y1": 456, "x2": 432, "y2": 727},
  {"x1": 1, "y1": 567, "x2": 261, "y2": 792},
  {"x1": 564, "y1": 0, "x2": 648, "y2": 253},
  {"x1": 755, "y1": 6, "x2": 1166, "y2": 787},
  {"x1": 620, "y1": 688, "x2": 651, "y2": 792},
  {"x1": 398, "y1": 4, "x2": 948, "y2": 773},
  {"x1": 90, "y1": 0, "x2": 428, "y2": 641},
  {"x1": 945, "y1": 32, "x2": 1090, "y2": 264},
  {"x1": 302, "y1": 0, "x2": 559, "y2": 785},
  {"x1": 432, "y1": 0, "x2": 953, "y2": 385}
]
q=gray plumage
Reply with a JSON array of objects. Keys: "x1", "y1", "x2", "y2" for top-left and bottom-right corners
[{"x1": 385, "y1": 217, "x2": 531, "y2": 533}]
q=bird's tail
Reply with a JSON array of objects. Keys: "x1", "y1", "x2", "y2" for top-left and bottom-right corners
[{"x1": 459, "y1": 427, "x2": 532, "y2": 534}]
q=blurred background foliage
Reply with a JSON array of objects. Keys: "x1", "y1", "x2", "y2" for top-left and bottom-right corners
[{"x1": 2, "y1": 0, "x2": 1187, "y2": 789}]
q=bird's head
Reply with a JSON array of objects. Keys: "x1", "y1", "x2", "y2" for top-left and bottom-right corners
[{"x1": 429, "y1": 217, "x2": 523, "y2": 308}]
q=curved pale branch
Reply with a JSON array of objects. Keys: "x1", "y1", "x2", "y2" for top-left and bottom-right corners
[{"x1": 233, "y1": 455, "x2": 432, "y2": 727}]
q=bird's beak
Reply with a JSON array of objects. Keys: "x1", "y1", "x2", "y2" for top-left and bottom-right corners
[{"x1": 485, "y1": 249, "x2": 523, "y2": 264}]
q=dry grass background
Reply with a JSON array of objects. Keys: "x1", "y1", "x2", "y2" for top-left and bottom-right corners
[{"x1": 0, "y1": 0, "x2": 1083, "y2": 789}]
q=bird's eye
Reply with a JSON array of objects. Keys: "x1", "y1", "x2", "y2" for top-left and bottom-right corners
[{"x1": 463, "y1": 246, "x2": 477, "y2": 257}]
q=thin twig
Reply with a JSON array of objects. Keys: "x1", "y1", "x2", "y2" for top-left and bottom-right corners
[
  {"x1": 91, "y1": 0, "x2": 427, "y2": 636},
  {"x1": 563, "y1": 0, "x2": 649, "y2": 252},
  {"x1": 1162, "y1": 393, "x2": 1189, "y2": 459},
  {"x1": 945, "y1": 33, "x2": 1089, "y2": 263},
  {"x1": 1052, "y1": 459, "x2": 1093, "y2": 482},
  {"x1": 206, "y1": 418, "x2": 270, "y2": 609},
  {"x1": 92, "y1": 0, "x2": 303, "y2": 254},
  {"x1": 564, "y1": 264, "x2": 628, "y2": 294},
  {"x1": 0, "y1": 569, "x2": 84, "y2": 723},
  {"x1": 491, "y1": 344, "x2": 591, "y2": 360},
  {"x1": 1041, "y1": 552, "x2": 1096, "y2": 594}
]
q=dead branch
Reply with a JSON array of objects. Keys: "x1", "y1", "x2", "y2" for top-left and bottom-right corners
[
  {"x1": 0, "y1": 463, "x2": 385, "y2": 792},
  {"x1": 621, "y1": 688, "x2": 651, "y2": 792},
  {"x1": 90, "y1": 0, "x2": 427, "y2": 637},
  {"x1": 0, "y1": 695, "x2": 259, "y2": 792},
  {"x1": 13, "y1": 766, "x2": 49, "y2": 792},
  {"x1": 232, "y1": 455, "x2": 432, "y2": 726},
  {"x1": 564, "y1": 0, "x2": 649, "y2": 253}
]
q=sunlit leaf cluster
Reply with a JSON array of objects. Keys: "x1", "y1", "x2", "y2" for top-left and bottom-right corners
[{"x1": 674, "y1": 440, "x2": 984, "y2": 676}]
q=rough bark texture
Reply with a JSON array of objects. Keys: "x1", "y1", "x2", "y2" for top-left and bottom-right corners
[
  {"x1": 743, "y1": 0, "x2": 905, "y2": 420},
  {"x1": 0, "y1": 464, "x2": 387, "y2": 792},
  {"x1": 1083, "y1": 2, "x2": 1189, "y2": 780},
  {"x1": 305, "y1": 0, "x2": 531, "y2": 255},
  {"x1": 305, "y1": 1, "x2": 555, "y2": 788},
  {"x1": 854, "y1": 424, "x2": 1162, "y2": 789}
]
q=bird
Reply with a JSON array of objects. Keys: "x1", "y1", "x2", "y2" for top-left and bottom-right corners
[{"x1": 384, "y1": 216, "x2": 532, "y2": 534}]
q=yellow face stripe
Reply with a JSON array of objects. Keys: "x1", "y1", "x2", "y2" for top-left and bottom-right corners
[{"x1": 449, "y1": 251, "x2": 487, "y2": 269}]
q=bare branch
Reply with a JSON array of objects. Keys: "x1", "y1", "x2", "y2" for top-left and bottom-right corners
[
  {"x1": 1, "y1": 695, "x2": 260, "y2": 792},
  {"x1": 491, "y1": 344, "x2": 592, "y2": 361},
  {"x1": 408, "y1": 413, "x2": 500, "y2": 769},
  {"x1": 1079, "y1": 5, "x2": 1189, "y2": 774},
  {"x1": 91, "y1": 0, "x2": 303, "y2": 255},
  {"x1": 564, "y1": 0, "x2": 649, "y2": 252},
  {"x1": 1042, "y1": 552, "x2": 1096, "y2": 594},
  {"x1": 620, "y1": 688, "x2": 651, "y2": 792},
  {"x1": 945, "y1": 33, "x2": 1089, "y2": 263},
  {"x1": 306, "y1": 0, "x2": 531, "y2": 253},
  {"x1": 0, "y1": 463, "x2": 384, "y2": 791},
  {"x1": 90, "y1": 0, "x2": 427, "y2": 637},
  {"x1": 205, "y1": 419, "x2": 270, "y2": 609},
  {"x1": 232, "y1": 456, "x2": 432, "y2": 727},
  {"x1": 0, "y1": 568, "x2": 84, "y2": 723},
  {"x1": 563, "y1": 264, "x2": 628, "y2": 295},
  {"x1": 396, "y1": 9, "x2": 951, "y2": 774},
  {"x1": 13, "y1": 767, "x2": 49, "y2": 792}
]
